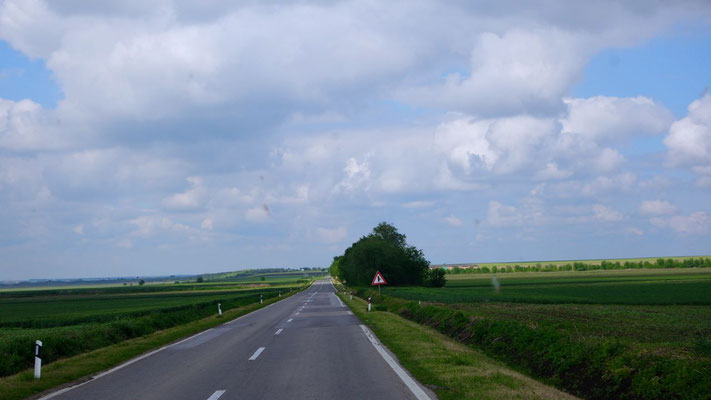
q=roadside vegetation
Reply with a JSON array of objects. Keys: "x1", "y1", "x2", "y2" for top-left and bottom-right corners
[
  {"x1": 0, "y1": 270, "x2": 319, "y2": 378},
  {"x1": 335, "y1": 283, "x2": 577, "y2": 400},
  {"x1": 344, "y1": 268, "x2": 711, "y2": 400}
]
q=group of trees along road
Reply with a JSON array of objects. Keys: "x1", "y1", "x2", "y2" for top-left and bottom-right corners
[{"x1": 330, "y1": 222, "x2": 446, "y2": 288}]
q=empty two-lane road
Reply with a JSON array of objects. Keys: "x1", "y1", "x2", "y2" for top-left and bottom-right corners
[{"x1": 41, "y1": 279, "x2": 433, "y2": 400}]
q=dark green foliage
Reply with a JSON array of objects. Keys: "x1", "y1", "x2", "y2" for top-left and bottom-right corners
[
  {"x1": 425, "y1": 268, "x2": 447, "y2": 287},
  {"x1": 196, "y1": 276, "x2": 203, "y2": 283},
  {"x1": 334, "y1": 222, "x2": 429, "y2": 286}
]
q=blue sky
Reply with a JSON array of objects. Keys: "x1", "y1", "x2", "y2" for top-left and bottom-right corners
[
  {"x1": 0, "y1": 1, "x2": 710, "y2": 280},
  {"x1": 0, "y1": 41, "x2": 60, "y2": 107},
  {"x1": 572, "y1": 24, "x2": 711, "y2": 117}
]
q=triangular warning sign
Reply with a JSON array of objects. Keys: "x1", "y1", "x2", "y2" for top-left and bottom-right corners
[{"x1": 371, "y1": 270, "x2": 387, "y2": 285}]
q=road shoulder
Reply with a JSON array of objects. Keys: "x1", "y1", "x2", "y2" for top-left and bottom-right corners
[{"x1": 338, "y1": 292, "x2": 579, "y2": 400}]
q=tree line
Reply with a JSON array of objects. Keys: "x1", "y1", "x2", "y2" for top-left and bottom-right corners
[{"x1": 444, "y1": 257, "x2": 711, "y2": 274}]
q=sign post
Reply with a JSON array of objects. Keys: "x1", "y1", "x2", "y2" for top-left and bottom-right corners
[
  {"x1": 34, "y1": 340, "x2": 42, "y2": 379},
  {"x1": 371, "y1": 270, "x2": 387, "y2": 295}
]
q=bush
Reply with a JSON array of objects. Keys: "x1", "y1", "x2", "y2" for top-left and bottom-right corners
[{"x1": 425, "y1": 268, "x2": 447, "y2": 287}]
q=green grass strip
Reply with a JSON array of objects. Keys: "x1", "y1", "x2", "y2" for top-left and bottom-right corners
[
  {"x1": 337, "y1": 290, "x2": 577, "y2": 400},
  {"x1": 0, "y1": 289, "x2": 303, "y2": 400}
]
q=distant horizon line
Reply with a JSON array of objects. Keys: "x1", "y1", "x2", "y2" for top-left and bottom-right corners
[
  {"x1": 431, "y1": 253, "x2": 711, "y2": 267},
  {"x1": 0, "y1": 266, "x2": 326, "y2": 285}
]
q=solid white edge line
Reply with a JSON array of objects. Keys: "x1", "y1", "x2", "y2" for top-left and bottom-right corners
[
  {"x1": 206, "y1": 390, "x2": 226, "y2": 400},
  {"x1": 249, "y1": 347, "x2": 266, "y2": 361},
  {"x1": 275, "y1": 328, "x2": 283, "y2": 335},
  {"x1": 359, "y1": 324, "x2": 431, "y2": 400},
  {"x1": 37, "y1": 281, "x2": 319, "y2": 400},
  {"x1": 36, "y1": 327, "x2": 213, "y2": 400}
]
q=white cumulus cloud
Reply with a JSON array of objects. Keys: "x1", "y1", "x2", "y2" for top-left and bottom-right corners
[
  {"x1": 639, "y1": 200, "x2": 676, "y2": 216},
  {"x1": 443, "y1": 215, "x2": 463, "y2": 226},
  {"x1": 664, "y1": 94, "x2": 711, "y2": 186},
  {"x1": 561, "y1": 96, "x2": 674, "y2": 142},
  {"x1": 651, "y1": 212, "x2": 711, "y2": 235}
]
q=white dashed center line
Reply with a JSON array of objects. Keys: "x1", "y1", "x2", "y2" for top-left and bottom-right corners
[
  {"x1": 206, "y1": 390, "x2": 226, "y2": 400},
  {"x1": 287, "y1": 318, "x2": 293, "y2": 322},
  {"x1": 249, "y1": 347, "x2": 265, "y2": 361},
  {"x1": 275, "y1": 328, "x2": 283, "y2": 335}
]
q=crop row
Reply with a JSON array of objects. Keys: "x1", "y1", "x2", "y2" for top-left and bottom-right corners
[
  {"x1": 0, "y1": 287, "x2": 289, "y2": 377},
  {"x1": 384, "y1": 278, "x2": 711, "y2": 305},
  {"x1": 0, "y1": 287, "x2": 289, "y2": 329}
]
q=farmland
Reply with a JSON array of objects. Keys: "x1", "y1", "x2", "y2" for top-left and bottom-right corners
[
  {"x1": 352, "y1": 267, "x2": 711, "y2": 399},
  {"x1": 385, "y1": 268, "x2": 711, "y2": 305},
  {"x1": 0, "y1": 270, "x2": 321, "y2": 378}
]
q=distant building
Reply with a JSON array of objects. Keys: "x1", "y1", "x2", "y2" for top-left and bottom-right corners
[{"x1": 429, "y1": 264, "x2": 480, "y2": 270}]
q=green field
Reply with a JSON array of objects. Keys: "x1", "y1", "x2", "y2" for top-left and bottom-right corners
[
  {"x1": 0, "y1": 271, "x2": 322, "y2": 378},
  {"x1": 384, "y1": 268, "x2": 711, "y2": 305},
  {"x1": 0, "y1": 286, "x2": 291, "y2": 328},
  {"x1": 352, "y1": 267, "x2": 711, "y2": 400}
]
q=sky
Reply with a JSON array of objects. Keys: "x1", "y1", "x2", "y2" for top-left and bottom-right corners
[{"x1": 1, "y1": 1, "x2": 710, "y2": 281}]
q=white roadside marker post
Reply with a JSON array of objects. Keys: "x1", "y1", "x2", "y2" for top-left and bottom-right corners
[
  {"x1": 367, "y1": 296, "x2": 372, "y2": 312},
  {"x1": 218, "y1": 303, "x2": 222, "y2": 316},
  {"x1": 279, "y1": 291, "x2": 281, "y2": 297},
  {"x1": 34, "y1": 340, "x2": 42, "y2": 379},
  {"x1": 260, "y1": 294, "x2": 263, "y2": 304}
]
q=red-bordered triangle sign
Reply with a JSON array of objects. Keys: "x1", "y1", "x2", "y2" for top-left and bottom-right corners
[{"x1": 371, "y1": 270, "x2": 387, "y2": 285}]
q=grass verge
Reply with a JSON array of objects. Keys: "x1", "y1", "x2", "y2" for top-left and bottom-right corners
[
  {"x1": 0, "y1": 289, "x2": 302, "y2": 400},
  {"x1": 337, "y1": 290, "x2": 578, "y2": 400}
]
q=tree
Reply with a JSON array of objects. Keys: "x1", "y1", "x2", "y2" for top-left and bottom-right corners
[
  {"x1": 196, "y1": 276, "x2": 204, "y2": 283},
  {"x1": 371, "y1": 222, "x2": 406, "y2": 248},
  {"x1": 334, "y1": 222, "x2": 430, "y2": 286},
  {"x1": 138, "y1": 279, "x2": 145, "y2": 285},
  {"x1": 329, "y1": 256, "x2": 341, "y2": 278}
]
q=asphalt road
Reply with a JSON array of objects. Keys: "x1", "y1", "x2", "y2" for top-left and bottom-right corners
[{"x1": 41, "y1": 279, "x2": 433, "y2": 400}]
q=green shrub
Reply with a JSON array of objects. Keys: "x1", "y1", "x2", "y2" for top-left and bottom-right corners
[{"x1": 425, "y1": 268, "x2": 447, "y2": 287}]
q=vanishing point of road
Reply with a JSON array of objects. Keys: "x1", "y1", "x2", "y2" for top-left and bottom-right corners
[{"x1": 40, "y1": 279, "x2": 433, "y2": 400}]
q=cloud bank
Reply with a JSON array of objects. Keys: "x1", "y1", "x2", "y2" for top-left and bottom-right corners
[{"x1": 1, "y1": 0, "x2": 710, "y2": 279}]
